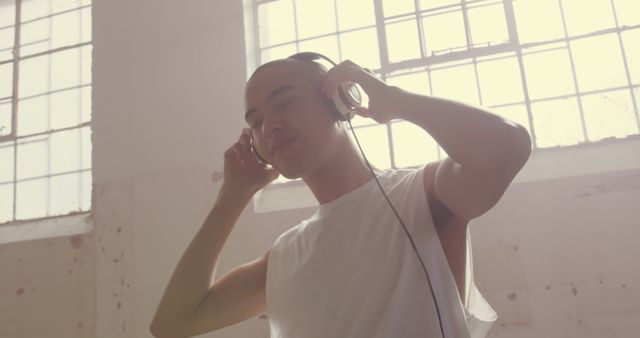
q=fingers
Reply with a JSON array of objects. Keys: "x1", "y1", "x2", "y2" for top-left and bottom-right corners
[
  {"x1": 231, "y1": 128, "x2": 263, "y2": 166},
  {"x1": 238, "y1": 128, "x2": 251, "y2": 148},
  {"x1": 322, "y1": 60, "x2": 375, "y2": 99}
]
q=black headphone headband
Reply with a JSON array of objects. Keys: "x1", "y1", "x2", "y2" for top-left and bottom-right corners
[{"x1": 286, "y1": 51, "x2": 337, "y2": 67}]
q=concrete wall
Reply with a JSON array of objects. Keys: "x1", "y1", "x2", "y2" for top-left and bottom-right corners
[{"x1": 1, "y1": 0, "x2": 638, "y2": 337}]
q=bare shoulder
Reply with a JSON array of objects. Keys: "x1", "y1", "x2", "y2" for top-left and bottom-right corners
[
  {"x1": 423, "y1": 160, "x2": 469, "y2": 304},
  {"x1": 423, "y1": 160, "x2": 453, "y2": 224}
]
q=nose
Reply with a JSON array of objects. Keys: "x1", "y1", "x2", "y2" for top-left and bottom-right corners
[{"x1": 262, "y1": 116, "x2": 283, "y2": 139}]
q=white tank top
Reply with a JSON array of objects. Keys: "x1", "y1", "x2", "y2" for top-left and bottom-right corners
[{"x1": 266, "y1": 165, "x2": 497, "y2": 338}]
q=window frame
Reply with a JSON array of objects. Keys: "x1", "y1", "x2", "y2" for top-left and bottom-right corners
[
  {"x1": 0, "y1": 0, "x2": 93, "y2": 227},
  {"x1": 246, "y1": 0, "x2": 640, "y2": 212}
]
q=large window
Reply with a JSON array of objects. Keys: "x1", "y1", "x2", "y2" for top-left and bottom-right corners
[
  {"x1": 0, "y1": 0, "x2": 92, "y2": 224},
  {"x1": 248, "y1": 0, "x2": 640, "y2": 172}
]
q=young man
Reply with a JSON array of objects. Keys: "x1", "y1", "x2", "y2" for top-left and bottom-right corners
[{"x1": 151, "y1": 55, "x2": 532, "y2": 338}]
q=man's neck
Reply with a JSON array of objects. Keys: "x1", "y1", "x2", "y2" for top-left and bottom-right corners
[{"x1": 303, "y1": 148, "x2": 381, "y2": 205}]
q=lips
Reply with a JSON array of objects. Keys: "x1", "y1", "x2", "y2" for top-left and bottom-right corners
[{"x1": 269, "y1": 135, "x2": 298, "y2": 156}]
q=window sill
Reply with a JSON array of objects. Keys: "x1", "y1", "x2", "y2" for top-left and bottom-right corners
[
  {"x1": 0, "y1": 212, "x2": 93, "y2": 245},
  {"x1": 252, "y1": 135, "x2": 640, "y2": 213}
]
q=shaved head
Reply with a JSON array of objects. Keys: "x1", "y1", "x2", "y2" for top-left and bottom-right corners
[{"x1": 246, "y1": 57, "x2": 328, "y2": 93}]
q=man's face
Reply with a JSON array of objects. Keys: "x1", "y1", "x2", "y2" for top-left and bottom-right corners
[{"x1": 244, "y1": 61, "x2": 342, "y2": 179}]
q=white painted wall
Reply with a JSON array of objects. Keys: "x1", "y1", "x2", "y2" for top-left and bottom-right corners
[{"x1": 0, "y1": 1, "x2": 638, "y2": 337}]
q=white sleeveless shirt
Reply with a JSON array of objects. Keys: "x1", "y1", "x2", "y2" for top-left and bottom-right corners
[{"x1": 265, "y1": 165, "x2": 497, "y2": 338}]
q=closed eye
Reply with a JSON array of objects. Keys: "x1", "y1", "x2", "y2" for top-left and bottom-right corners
[
  {"x1": 277, "y1": 98, "x2": 295, "y2": 109},
  {"x1": 250, "y1": 98, "x2": 296, "y2": 129}
]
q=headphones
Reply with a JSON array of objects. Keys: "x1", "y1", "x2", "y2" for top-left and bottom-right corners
[
  {"x1": 250, "y1": 52, "x2": 447, "y2": 338},
  {"x1": 250, "y1": 52, "x2": 362, "y2": 164}
]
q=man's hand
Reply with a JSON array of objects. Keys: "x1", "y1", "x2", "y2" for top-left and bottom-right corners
[
  {"x1": 223, "y1": 128, "x2": 280, "y2": 196},
  {"x1": 321, "y1": 59, "x2": 400, "y2": 124}
]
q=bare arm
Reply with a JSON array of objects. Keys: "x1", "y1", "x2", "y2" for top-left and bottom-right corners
[
  {"x1": 150, "y1": 187, "x2": 256, "y2": 337},
  {"x1": 390, "y1": 87, "x2": 531, "y2": 221},
  {"x1": 321, "y1": 63, "x2": 531, "y2": 221},
  {"x1": 151, "y1": 127, "x2": 280, "y2": 337}
]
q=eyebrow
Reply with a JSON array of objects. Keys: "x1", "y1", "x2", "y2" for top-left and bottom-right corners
[{"x1": 245, "y1": 84, "x2": 294, "y2": 121}]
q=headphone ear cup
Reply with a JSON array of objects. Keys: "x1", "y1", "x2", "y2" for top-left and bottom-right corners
[
  {"x1": 326, "y1": 95, "x2": 349, "y2": 121},
  {"x1": 329, "y1": 83, "x2": 362, "y2": 121},
  {"x1": 329, "y1": 96, "x2": 350, "y2": 121}
]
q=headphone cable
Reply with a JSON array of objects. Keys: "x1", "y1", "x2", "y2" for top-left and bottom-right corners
[{"x1": 346, "y1": 118, "x2": 446, "y2": 338}]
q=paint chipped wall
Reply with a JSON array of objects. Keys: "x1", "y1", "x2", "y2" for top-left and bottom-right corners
[
  {"x1": 1, "y1": 0, "x2": 639, "y2": 338},
  {"x1": 0, "y1": 225, "x2": 97, "y2": 336},
  {"x1": 471, "y1": 168, "x2": 640, "y2": 337}
]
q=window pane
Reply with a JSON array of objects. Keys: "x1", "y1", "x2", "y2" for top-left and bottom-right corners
[
  {"x1": 298, "y1": 35, "x2": 339, "y2": 63},
  {"x1": 16, "y1": 135, "x2": 48, "y2": 180},
  {"x1": 581, "y1": 89, "x2": 638, "y2": 141},
  {"x1": 392, "y1": 121, "x2": 438, "y2": 167},
  {"x1": 349, "y1": 114, "x2": 376, "y2": 128},
  {"x1": 81, "y1": 125, "x2": 91, "y2": 169},
  {"x1": 468, "y1": 1, "x2": 508, "y2": 47},
  {"x1": 491, "y1": 103, "x2": 531, "y2": 135},
  {"x1": 51, "y1": 0, "x2": 90, "y2": 13},
  {"x1": 0, "y1": 102, "x2": 11, "y2": 136},
  {"x1": 513, "y1": 0, "x2": 565, "y2": 44},
  {"x1": 386, "y1": 71, "x2": 430, "y2": 96},
  {"x1": 614, "y1": 0, "x2": 640, "y2": 27},
  {"x1": 51, "y1": 10, "x2": 81, "y2": 50},
  {"x1": 351, "y1": 125, "x2": 391, "y2": 169},
  {"x1": 420, "y1": 0, "x2": 461, "y2": 11},
  {"x1": 523, "y1": 46, "x2": 576, "y2": 100},
  {"x1": 52, "y1": 48, "x2": 81, "y2": 91},
  {"x1": 561, "y1": 0, "x2": 616, "y2": 37},
  {"x1": 260, "y1": 43, "x2": 297, "y2": 63},
  {"x1": 0, "y1": 61, "x2": 13, "y2": 99},
  {"x1": 17, "y1": 95, "x2": 48, "y2": 136},
  {"x1": 81, "y1": 170, "x2": 91, "y2": 210},
  {"x1": 530, "y1": 97, "x2": 585, "y2": 147},
  {"x1": 431, "y1": 61, "x2": 480, "y2": 105},
  {"x1": 622, "y1": 29, "x2": 640, "y2": 85},
  {"x1": 16, "y1": 177, "x2": 47, "y2": 219},
  {"x1": 0, "y1": 27, "x2": 15, "y2": 62},
  {"x1": 22, "y1": 0, "x2": 49, "y2": 22},
  {"x1": 50, "y1": 128, "x2": 80, "y2": 175},
  {"x1": 22, "y1": 0, "x2": 88, "y2": 21},
  {"x1": 570, "y1": 34, "x2": 627, "y2": 92},
  {"x1": 295, "y1": 0, "x2": 336, "y2": 39},
  {"x1": 0, "y1": 144, "x2": 14, "y2": 183},
  {"x1": 51, "y1": 88, "x2": 80, "y2": 130},
  {"x1": 19, "y1": 53, "x2": 50, "y2": 97},
  {"x1": 81, "y1": 6, "x2": 91, "y2": 42},
  {"x1": 0, "y1": 183, "x2": 13, "y2": 223},
  {"x1": 81, "y1": 44, "x2": 91, "y2": 84},
  {"x1": 477, "y1": 54, "x2": 524, "y2": 106},
  {"x1": 423, "y1": 10, "x2": 467, "y2": 55},
  {"x1": 382, "y1": 0, "x2": 414, "y2": 17},
  {"x1": 81, "y1": 85, "x2": 91, "y2": 123},
  {"x1": 258, "y1": 0, "x2": 296, "y2": 47},
  {"x1": 336, "y1": 0, "x2": 375, "y2": 31},
  {"x1": 50, "y1": 172, "x2": 79, "y2": 215},
  {"x1": 19, "y1": 17, "x2": 50, "y2": 56},
  {"x1": 0, "y1": 0, "x2": 15, "y2": 30},
  {"x1": 339, "y1": 28, "x2": 380, "y2": 69},
  {"x1": 386, "y1": 18, "x2": 421, "y2": 62}
]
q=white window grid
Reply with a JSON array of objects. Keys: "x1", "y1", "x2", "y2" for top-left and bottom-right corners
[
  {"x1": 248, "y1": 0, "x2": 640, "y2": 173},
  {"x1": 0, "y1": 0, "x2": 92, "y2": 225}
]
